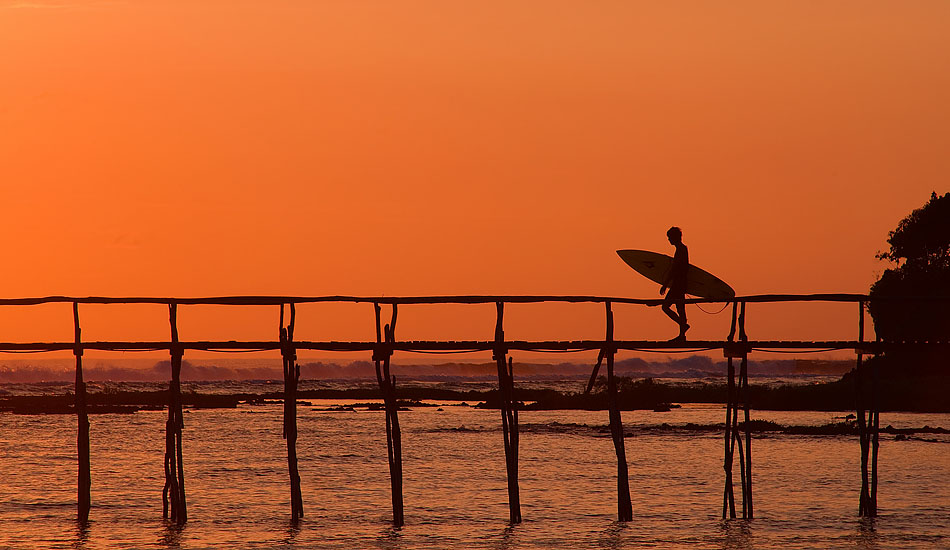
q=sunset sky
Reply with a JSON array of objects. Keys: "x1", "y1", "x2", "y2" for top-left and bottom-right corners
[{"x1": 1, "y1": 1, "x2": 948, "y2": 356}]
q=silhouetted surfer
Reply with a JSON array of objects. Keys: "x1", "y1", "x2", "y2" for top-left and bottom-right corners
[{"x1": 661, "y1": 226, "x2": 689, "y2": 341}]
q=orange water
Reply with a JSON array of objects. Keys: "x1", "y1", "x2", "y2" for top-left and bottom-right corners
[{"x1": 1, "y1": 403, "x2": 948, "y2": 549}]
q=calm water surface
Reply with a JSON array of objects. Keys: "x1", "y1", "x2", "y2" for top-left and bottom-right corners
[{"x1": 1, "y1": 401, "x2": 948, "y2": 549}]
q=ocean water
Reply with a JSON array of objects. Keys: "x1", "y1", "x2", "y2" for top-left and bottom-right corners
[
  {"x1": 1, "y1": 387, "x2": 948, "y2": 550},
  {"x1": 0, "y1": 374, "x2": 844, "y2": 398}
]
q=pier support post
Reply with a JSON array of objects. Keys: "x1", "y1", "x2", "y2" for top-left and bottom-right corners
[
  {"x1": 280, "y1": 304, "x2": 304, "y2": 521},
  {"x1": 73, "y1": 303, "x2": 91, "y2": 523},
  {"x1": 739, "y1": 352, "x2": 753, "y2": 518},
  {"x1": 493, "y1": 302, "x2": 521, "y2": 524},
  {"x1": 722, "y1": 301, "x2": 752, "y2": 519},
  {"x1": 854, "y1": 354, "x2": 871, "y2": 516},
  {"x1": 605, "y1": 301, "x2": 633, "y2": 521},
  {"x1": 870, "y1": 348, "x2": 880, "y2": 514},
  {"x1": 374, "y1": 303, "x2": 404, "y2": 527},
  {"x1": 723, "y1": 354, "x2": 752, "y2": 519},
  {"x1": 723, "y1": 355, "x2": 736, "y2": 519},
  {"x1": 163, "y1": 303, "x2": 187, "y2": 524},
  {"x1": 854, "y1": 301, "x2": 878, "y2": 517}
]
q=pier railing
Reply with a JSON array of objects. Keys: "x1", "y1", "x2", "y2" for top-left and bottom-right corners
[
  {"x1": 2, "y1": 293, "x2": 947, "y2": 525},
  {"x1": 1, "y1": 292, "x2": 944, "y2": 354}
]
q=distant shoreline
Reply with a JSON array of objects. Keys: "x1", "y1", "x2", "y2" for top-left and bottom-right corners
[
  {"x1": 0, "y1": 357, "x2": 854, "y2": 383},
  {"x1": 2, "y1": 373, "x2": 947, "y2": 413}
]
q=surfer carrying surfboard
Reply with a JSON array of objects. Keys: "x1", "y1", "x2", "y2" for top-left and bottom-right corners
[
  {"x1": 617, "y1": 235, "x2": 733, "y2": 332},
  {"x1": 660, "y1": 226, "x2": 690, "y2": 341}
]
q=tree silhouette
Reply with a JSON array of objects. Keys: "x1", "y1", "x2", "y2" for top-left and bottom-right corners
[{"x1": 869, "y1": 191, "x2": 950, "y2": 375}]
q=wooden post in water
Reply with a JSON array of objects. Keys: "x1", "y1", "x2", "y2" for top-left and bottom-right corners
[
  {"x1": 739, "y1": 353, "x2": 753, "y2": 518},
  {"x1": 73, "y1": 302, "x2": 91, "y2": 523},
  {"x1": 493, "y1": 302, "x2": 521, "y2": 524},
  {"x1": 163, "y1": 303, "x2": 187, "y2": 524},
  {"x1": 738, "y1": 303, "x2": 753, "y2": 519},
  {"x1": 866, "y1": 301, "x2": 880, "y2": 515},
  {"x1": 374, "y1": 303, "x2": 404, "y2": 527},
  {"x1": 605, "y1": 301, "x2": 633, "y2": 522},
  {"x1": 854, "y1": 300, "x2": 877, "y2": 517},
  {"x1": 726, "y1": 355, "x2": 750, "y2": 519},
  {"x1": 732, "y1": 370, "x2": 746, "y2": 518},
  {"x1": 870, "y1": 329, "x2": 880, "y2": 514},
  {"x1": 280, "y1": 304, "x2": 304, "y2": 521},
  {"x1": 723, "y1": 355, "x2": 737, "y2": 519},
  {"x1": 722, "y1": 301, "x2": 739, "y2": 519},
  {"x1": 854, "y1": 356, "x2": 871, "y2": 517},
  {"x1": 723, "y1": 301, "x2": 753, "y2": 519}
]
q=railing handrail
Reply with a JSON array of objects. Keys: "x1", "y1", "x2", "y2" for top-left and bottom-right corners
[{"x1": 0, "y1": 292, "x2": 944, "y2": 307}]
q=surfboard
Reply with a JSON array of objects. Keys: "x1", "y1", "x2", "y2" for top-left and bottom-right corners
[{"x1": 616, "y1": 249, "x2": 735, "y2": 301}]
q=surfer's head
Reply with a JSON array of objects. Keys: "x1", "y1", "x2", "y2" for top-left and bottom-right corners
[{"x1": 667, "y1": 226, "x2": 682, "y2": 244}]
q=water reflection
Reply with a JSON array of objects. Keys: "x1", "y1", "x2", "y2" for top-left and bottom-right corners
[
  {"x1": 159, "y1": 522, "x2": 184, "y2": 548},
  {"x1": 596, "y1": 521, "x2": 628, "y2": 550},
  {"x1": 854, "y1": 517, "x2": 879, "y2": 550},
  {"x1": 375, "y1": 525, "x2": 402, "y2": 550},
  {"x1": 281, "y1": 519, "x2": 301, "y2": 547},
  {"x1": 72, "y1": 519, "x2": 90, "y2": 550},
  {"x1": 719, "y1": 519, "x2": 753, "y2": 550},
  {"x1": 492, "y1": 524, "x2": 518, "y2": 550}
]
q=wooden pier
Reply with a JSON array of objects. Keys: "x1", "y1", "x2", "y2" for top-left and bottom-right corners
[{"x1": 1, "y1": 293, "x2": 947, "y2": 525}]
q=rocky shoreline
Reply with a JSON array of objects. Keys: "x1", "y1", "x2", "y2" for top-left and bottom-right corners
[{"x1": 2, "y1": 373, "x2": 948, "y2": 414}]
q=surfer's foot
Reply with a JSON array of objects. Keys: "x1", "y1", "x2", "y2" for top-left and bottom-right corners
[{"x1": 668, "y1": 334, "x2": 686, "y2": 343}]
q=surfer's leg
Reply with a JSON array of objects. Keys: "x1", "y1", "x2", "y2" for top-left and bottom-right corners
[
  {"x1": 675, "y1": 301, "x2": 689, "y2": 336},
  {"x1": 662, "y1": 297, "x2": 682, "y2": 325}
]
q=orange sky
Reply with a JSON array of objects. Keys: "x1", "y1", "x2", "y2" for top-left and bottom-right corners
[{"x1": 0, "y1": 1, "x2": 948, "y2": 358}]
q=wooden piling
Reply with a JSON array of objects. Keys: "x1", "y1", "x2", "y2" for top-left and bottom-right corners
[
  {"x1": 374, "y1": 303, "x2": 404, "y2": 527},
  {"x1": 280, "y1": 304, "x2": 304, "y2": 520},
  {"x1": 738, "y1": 302, "x2": 747, "y2": 342},
  {"x1": 73, "y1": 303, "x2": 91, "y2": 523},
  {"x1": 605, "y1": 302, "x2": 633, "y2": 522},
  {"x1": 727, "y1": 301, "x2": 739, "y2": 342},
  {"x1": 494, "y1": 302, "x2": 521, "y2": 524},
  {"x1": 163, "y1": 303, "x2": 187, "y2": 524},
  {"x1": 585, "y1": 348, "x2": 607, "y2": 395},
  {"x1": 870, "y1": 350, "x2": 880, "y2": 514},
  {"x1": 722, "y1": 301, "x2": 740, "y2": 519},
  {"x1": 722, "y1": 356, "x2": 736, "y2": 519},
  {"x1": 739, "y1": 354, "x2": 753, "y2": 518},
  {"x1": 866, "y1": 301, "x2": 880, "y2": 515},
  {"x1": 732, "y1": 394, "x2": 746, "y2": 518},
  {"x1": 854, "y1": 356, "x2": 872, "y2": 516},
  {"x1": 723, "y1": 302, "x2": 753, "y2": 519},
  {"x1": 162, "y1": 405, "x2": 177, "y2": 519},
  {"x1": 737, "y1": 304, "x2": 753, "y2": 518},
  {"x1": 855, "y1": 300, "x2": 877, "y2": 517}
]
